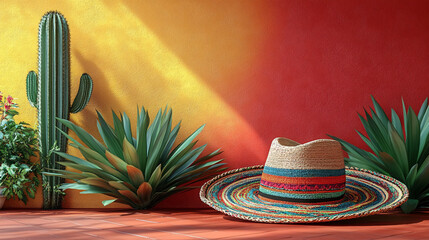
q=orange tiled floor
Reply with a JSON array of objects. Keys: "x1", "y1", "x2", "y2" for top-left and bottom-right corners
[{"x1": 0, "y1": 209, "x2": 428, "y2": 240}]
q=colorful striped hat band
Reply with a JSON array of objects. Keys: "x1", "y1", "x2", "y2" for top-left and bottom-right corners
[
  {"x1": 200, "y1": 137, "x2": 408, "y2": 223},
  {"x1": 259, "y1": 138, "x2": 346, "y2": 204}
]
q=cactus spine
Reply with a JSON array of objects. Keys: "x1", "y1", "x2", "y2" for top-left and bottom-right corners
[{"x1": 26, "y1": 12, "x2": 93, "y2": 209}]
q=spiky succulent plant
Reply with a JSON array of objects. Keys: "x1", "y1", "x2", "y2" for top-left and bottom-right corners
[
  {"x1": 45, "y1": 107, "x2": 226, "y2": 209},
  {"x1": 330, "y1": 96, "x2": 429, "y2": 213}
]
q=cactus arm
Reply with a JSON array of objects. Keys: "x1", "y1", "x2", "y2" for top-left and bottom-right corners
[
  {"x1": 70, "y1": 73, "x2": 93, "y2": 114},
  {"x1": 26, "y1": 71, "x2": 38, "y2": 108}
]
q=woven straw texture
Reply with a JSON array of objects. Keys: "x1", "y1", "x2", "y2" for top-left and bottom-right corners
[
  {"x1": 265, "y1": 138, "x2": 344, "y2": 170},
  {"x1": 260, "y1": 138, "x2": 346, "y2": 203},
  {"x1": 200, "y1": 166, "x2": 408, "y2": 223}
]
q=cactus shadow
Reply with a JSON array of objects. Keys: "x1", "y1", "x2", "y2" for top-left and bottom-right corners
[{"x1": 72, "y1": 49, "x2": 124, "y2": 127}]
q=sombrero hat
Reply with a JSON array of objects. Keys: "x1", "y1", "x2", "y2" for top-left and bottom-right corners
[{"x1": 200, "y1": 138, "x2": 408, "y2": 223}]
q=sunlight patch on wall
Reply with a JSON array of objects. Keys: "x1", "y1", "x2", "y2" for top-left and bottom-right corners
[{"x1": 68, "y1": 0, "x2": 267, "y2": 160}]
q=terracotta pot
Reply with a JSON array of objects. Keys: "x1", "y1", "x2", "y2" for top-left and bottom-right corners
[{"x1": 0, "y1": 187, "x2": 5, "y2": 209}]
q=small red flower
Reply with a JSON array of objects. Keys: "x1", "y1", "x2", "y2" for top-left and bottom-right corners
[
  {"x1": 5, "y1": 104, "x2": 10, "y2": 111},
  {"x1": 6, "y1": 95, "x2": 13, "y2": 104}
]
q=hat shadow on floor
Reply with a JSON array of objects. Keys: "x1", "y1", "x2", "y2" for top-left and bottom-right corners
[{"x1": 223, "y1": 209, "x2": 428, "y2": 226}]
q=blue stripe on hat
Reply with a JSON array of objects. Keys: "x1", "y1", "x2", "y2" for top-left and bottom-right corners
[{"x1": 262, "y1": 166, "x2": 345, "y2": 177}]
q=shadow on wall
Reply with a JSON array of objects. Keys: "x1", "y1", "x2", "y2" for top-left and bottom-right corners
[
  {"x1": 71, "y1": 1, "x2": 269, "y2": 165},
  {"x1": 72, "y1": 49, "x2": 125, "y2": 124}
]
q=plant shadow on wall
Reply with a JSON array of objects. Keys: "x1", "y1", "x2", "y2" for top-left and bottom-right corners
[
  {"x1": 107, "y1": 1, "x2": 274, "y2": 142},
  {"x1": 73, "y1": 49, "x2": 124, "y2": 123},
  {"x1": 89, "y1": 0, "x2": 268, "y2": 166}
]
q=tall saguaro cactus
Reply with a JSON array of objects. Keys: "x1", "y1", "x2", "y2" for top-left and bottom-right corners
[{"x1": 26, "y1": 11, "x2": 93, "y2": 209}]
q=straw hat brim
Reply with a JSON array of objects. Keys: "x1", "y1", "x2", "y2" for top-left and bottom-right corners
[{"x1": 200, "y1": 166, "x2": 408, "y2": 223}]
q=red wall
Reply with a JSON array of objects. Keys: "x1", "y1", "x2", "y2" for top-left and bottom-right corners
[{"x1": 158, "y1": 0, "x2": 429, "y2": 208}]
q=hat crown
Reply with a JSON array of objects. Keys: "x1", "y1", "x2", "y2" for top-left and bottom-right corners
[{"x1": 259, "y1": 138, "x2": 346, "y2": 204}]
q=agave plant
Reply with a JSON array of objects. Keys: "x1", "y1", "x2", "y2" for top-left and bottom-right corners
[
  {"x1": 330, "y1": 96, "x2": 429, "y2": 213},
  {"x1": 46, "y1": 107, "x2": 226, "y2": 209}
]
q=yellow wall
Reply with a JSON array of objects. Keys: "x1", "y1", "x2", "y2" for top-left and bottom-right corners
[{"x1": 0, "y1": 0, "x2": 267, "y2": 208}]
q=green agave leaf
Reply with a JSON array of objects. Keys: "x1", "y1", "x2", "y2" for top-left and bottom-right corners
[
  {"x1": 418, "y1": 98, "x2": 428, "y2": 121},
  {"x1": 148, "y1": 164, "x2": 162, "y2": 190},
  {"x1": 356, "y1": 130, "x2": 380, "y2": 155},
  {"x1": 406, "y1": 164, "x2": 418, "y2": 192},
  {"x1": 112, "y1": 110, "x2": 126, "y2": 143},
  {"x1": 105, "y1": 151, "x2": 128, "y2": 174},
  {"x1": 92, "y1": 161, "x2": 130, "y2": 184},
  {"x1": 168, "y1": 125, "x2": 205, "y2": 161},
  {"x1": 388, "y1": 123, "x2": 409, "y2": 174},
  {"x1": 147, "y1": 109, "x2": 163, "y2": 149},
  {"x1": 77, "y1": 146, "x2": 113, "y2": 168},
  {"x1": 123, "y1": 138, "x2": 140, "y2": 167},
  {"x1": 357, "y1": 113, "x2": 384, "y2": 153},
  {"x1": 400, "y1": 199, "x2": 419, "y2": 214},
  {"x1": 122, "y1": 112, "x2": 133, "y2": 145},
  {"x1": 122, "y1": 181, "x2": 138, "y2": 193},
  {"x1": 56, "y1": 126, "x2": 83, "y2": 148},
  {"x1": 57, "y1": 118, "x2": 106, "y2": 155},
  {"x1": 378, "y1": 152, "x2": 405, "y2": 182},
  {"x1": 108, "y1": 181, "x2": 134, "y2": 191},
  {"x1": 329, "y1": 135, "x2": 387, "y2": 172},
  {"x1": 418, "y1": 123, "x2": 429, "y2": 164},
  {"x1": 414, "y1": 155, "x2": 429, "y2": 194},
  {"x1": 80, "y1": 189, "x2": 111, "y2": 194},
  {"x1": 420, "y1": 102, "x2": 429, "y2": 130},
  {"x1": 401, "y1": 199, "x2": 419, "y2": 213},
  {"x1": 102, "y1": 199, "x2": 117, "y2": 206},
  {"x1": 161, "y1": 108, "x2": 172, "y2": 134},
  {"x1": 391, "y1": 109, "x2": 404, "y2": 139},
  {"x1": 136, "y1": 109, "x2": 149, "y2": 170},
  {"x1": 162, "y1": 144, "x2": 202, "y2": 182},
  {"x1": 162, "y1": 160, "x2": 224, "y2": 190},
  {"x1": 58, "y1": 162, "x2": 121, "y2": 182},
  {"x1": 179, "y1": 160, "x2": 225, "y2": 181},
  {"x1": 160, "y1": 122, "x2": 181, "y2": 163},
  {"x1": 183, "y1": 166, "x2": 228, "y2": 186},
  {"x1": 364, "y1": 109, "x2": 393, "y2": 154},
  {"x1": 43, "y1": 169, "x2": 87, "y2": 181},
  {"x1": 417, "y1": 191, "x2": 429, "y2": 201},
  {"x1": 96, "y1": 110, "x2": 123, "y2": 158},
  {"x1": 55, "y1": 151, "x2": 101, "y2": 169},
  {"x1": 145, "y1": 122, "x2": 169, "y2": 177},
  {"x1": 405, "y1": 108, "x2": 420, "y2": 166},
  {"x1": 402, "y1": 98, "x2": 408, "y2": 136},
  {"x1": 369, "y1": 107, "x2": 389, "y2": 136},
  {"x1": 168, "y1": 145, "x2": 207, "y2": 180},
  {"x1": 60, "y1": 183, "x2": 92, "y2": 190},
  {"x1": 164, "y1": 140, "x2": 197, "y2": 171},
  {"x1": 80, "y1": 178, "x2": 118, "y2": 193},
  {"x1": 371, "y1": 95, "x2": 390, "y2": 125},
  {"x1": 193, "y1": 148, "x2": 223, "y2": 165}
]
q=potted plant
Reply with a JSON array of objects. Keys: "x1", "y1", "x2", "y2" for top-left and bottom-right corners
[{"x1": 0, "y1": 93, "x2": 39, "y2": 208}]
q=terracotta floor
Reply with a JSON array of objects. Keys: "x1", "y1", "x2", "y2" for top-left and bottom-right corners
[{"x1": 0, "y1": 209, "x2": 428, "y2": 240}]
